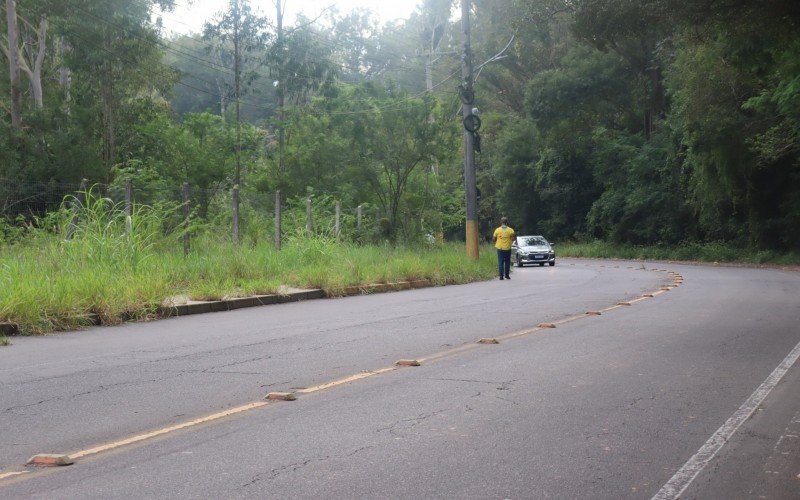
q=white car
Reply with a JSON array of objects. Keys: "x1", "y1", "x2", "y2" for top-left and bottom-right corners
[{"x1": 511, "y1": 235, "x2": 556, "y2": 267}]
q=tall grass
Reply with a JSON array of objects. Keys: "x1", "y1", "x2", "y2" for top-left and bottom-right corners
[
  {"x1": 0, "y1": 192, "x2": 495, "y2": 334},
  {"x1": 558, "y1": 240, "x2": 800, "y2": 265}
]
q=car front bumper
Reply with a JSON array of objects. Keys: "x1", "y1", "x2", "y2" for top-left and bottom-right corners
[{"x1": 519, "y1": 253, "x2": 555, "y2": 264}]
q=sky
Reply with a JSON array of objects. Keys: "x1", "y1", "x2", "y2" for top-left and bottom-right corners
[{"x1": 155, "y1": 0, "x2": 423, "y2": 35}]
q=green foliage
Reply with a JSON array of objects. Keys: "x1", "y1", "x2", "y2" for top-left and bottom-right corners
[
  {"x1": 558, "y1": 240, "x2": 800, "y2": 266},
  {"x1": 58, "y1": 186, "x2": 178, "y2": 271},
  {"x1": 586, "y1": 126, "x2": 692, "y2": 244},
  {"x1": 666, "y1": 18, "x2": 800, "y2": 248},
  {"x1": 2, "y1": 0, "x2": 799, "y2": 256},
  {"x1": 0, "y1": 206, "x2": 496, "y2": 334}
]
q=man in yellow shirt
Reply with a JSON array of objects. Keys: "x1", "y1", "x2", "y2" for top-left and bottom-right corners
[{"x1": 492, "y1": 217, "x2": 517, "y2": 280}]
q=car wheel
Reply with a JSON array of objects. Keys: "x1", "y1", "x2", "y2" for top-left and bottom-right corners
[
  {"x1": 549, "y1": 261, "x2": 555, "y2": 267},
  {"x1": 516, "y1": 256, "x2": 523, "y2": 267}
]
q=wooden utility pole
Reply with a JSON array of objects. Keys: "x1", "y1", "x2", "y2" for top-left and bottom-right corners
[
  {"x1": 275, "y1": 0, "x2": 286, "y2": 177},
  {"x1": 461, "y1": 0, "x2": 479, "y2": 260}
]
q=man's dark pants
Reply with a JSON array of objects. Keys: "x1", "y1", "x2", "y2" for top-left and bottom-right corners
[{"x1": 497, "y1": 249, "x2": 511, "y2": 279}]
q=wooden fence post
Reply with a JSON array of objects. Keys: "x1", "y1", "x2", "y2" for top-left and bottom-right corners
[
  {"x1": 232, "y1": 184, "x2": 240, "y2": 244},
  {"x1": 66, "y1": 178, "x2": 88, "y2": 240},
  {"x1": 182, "y1": 182, "x2": 190, "y2": 256},
  {"x1": 124, "y1": 179, "x2": 133, "y2": 239},
  {"x1": 306, "y1": 197, "x2": 313, "y2": 235},
  {"x1": 357, "y1": 204, "x2": 362, "y2": 230},
  {"x1": 335, "y1": 201, "x2": 341, "y2": 241},
  {"x1": 274, "y1": 190, "x2": 281, "y2": 250}
]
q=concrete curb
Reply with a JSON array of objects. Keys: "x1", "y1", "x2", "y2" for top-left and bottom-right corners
[
  {"x1": 157, "y1": 289, "x2": 327, "y2": 318},
  {"x1": 333, "y1": 279, "x2": 432, "y2": 297},
  {"x1": 155, "y1": 281, "x2": 430, "y2": 319}
]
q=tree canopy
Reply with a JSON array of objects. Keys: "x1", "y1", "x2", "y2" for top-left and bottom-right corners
[{"x1": 2, "y1": 0, "x2": 798, "y2": 249}]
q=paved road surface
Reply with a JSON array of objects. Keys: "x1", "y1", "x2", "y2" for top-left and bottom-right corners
[{"x1": 1, "y1": 259, "x2": 798, "y2": 498}]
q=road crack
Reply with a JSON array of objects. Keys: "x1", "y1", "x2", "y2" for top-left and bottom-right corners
[{"x1": 241, "y1": 445, "x2": 374, "y2": 488}]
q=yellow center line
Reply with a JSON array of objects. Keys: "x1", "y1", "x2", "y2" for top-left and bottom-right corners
[
  {"x1": 418, "y1": 342, "x2": 483, "y2": 363},
  {"x1": 497, "y1": 326, "x2": 544, "y2": 341},
  {"x1": 69, "y1": 401, "x2": 268, "y2": 460},
  {"x1": 553, "y1": 313, "x2": 590, "y2": 326},
  {"x1": 0, "y1": 471, "x2": 29, "y2": 481},
  {"x1": 296, "y1": 367, "x2": 397, "y2": 394}
]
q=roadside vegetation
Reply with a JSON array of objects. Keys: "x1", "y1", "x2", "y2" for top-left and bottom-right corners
[
  {"x1": 558, "y1": 241, "x2": 800, "y2": 266},
  {"x1": 0, "y1": 194, "x2": 495, "y2": 335}
]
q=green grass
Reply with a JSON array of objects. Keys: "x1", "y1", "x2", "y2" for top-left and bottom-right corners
[
  {"x1": 557, "y1": 240, "x2": 800, "y2": 266},
  {"x1": 1, "y1": 229, "x2": 496, "y2": 335},
  {"x1": 0, "y1": 192, "x2": 496, "y2": 335},
  {"x1": 0, "y1": 336, "x2": 9, "y2": 346}
]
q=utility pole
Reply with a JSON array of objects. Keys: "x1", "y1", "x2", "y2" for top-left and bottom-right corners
[
  {"x1": 461, "y1": 0, "x2": 479, "y2": 260},
  {"x1": 276, "y1": 0, "x2": 286, "y2": 178}
]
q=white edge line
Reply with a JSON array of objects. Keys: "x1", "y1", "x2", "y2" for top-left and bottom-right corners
[{"x1": 652, "y1": 338, "x2": 800, "y2": 499}]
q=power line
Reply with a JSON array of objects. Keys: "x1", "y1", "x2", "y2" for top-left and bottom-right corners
[
  {"x1": 54, "y1": 19, "x2": 279, "y2": 112},
  {"x1": 54, "y1": 6, "x2": 461, "y2": 118}
]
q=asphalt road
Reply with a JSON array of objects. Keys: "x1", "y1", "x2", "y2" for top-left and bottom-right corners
[{"x1": 1, "y1": 259, "x2": 798, "y2": 498}]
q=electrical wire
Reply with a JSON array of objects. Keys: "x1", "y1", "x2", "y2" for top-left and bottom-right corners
[{"x1": 53, "y1": 4, "x2": 461, "y2": 117}]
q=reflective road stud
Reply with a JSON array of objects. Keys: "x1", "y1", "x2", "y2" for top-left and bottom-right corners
[
  {"x1": 395, "y1": 359, "x2": 421, "y2": 366},
  {"x1": 26, "y1": 454, "x2": 73, "y2": 467},
  {"x1": 265, "y1": 392, "x2": 296, "y2": 401}
]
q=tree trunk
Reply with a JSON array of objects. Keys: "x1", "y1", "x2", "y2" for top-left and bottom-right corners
[
  {"x1": 30, "y1": 16, "x2": 46, "y2": 108},
  {"x1": 101, "y1": 61, "x2": 115, "y2": 169},
  {"x1": 6, "y1": 0, "x2": 22, "y2": 127},
  {"x1": 57, "y1": 38, "x2": 72, "y2": 114},
  {"x1": 19, "y1": 15, "x2": 47, "y2": 108}
]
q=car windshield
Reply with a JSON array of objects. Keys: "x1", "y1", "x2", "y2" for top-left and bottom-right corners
[{"x1": 519, "y1": 236, "x2": 547, "y2": 246}]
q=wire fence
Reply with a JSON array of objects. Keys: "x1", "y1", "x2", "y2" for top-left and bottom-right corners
[{"x1": 0, "y1": 177, "x2": 439, "y2": 249}]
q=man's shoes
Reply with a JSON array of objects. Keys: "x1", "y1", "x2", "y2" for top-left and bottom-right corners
[
  {"x1": 505, "y1": 275, "x2": 511, "y2": 280},
  {"x1": 499, "y1": 277, "x2": 504, "y2": 280}
]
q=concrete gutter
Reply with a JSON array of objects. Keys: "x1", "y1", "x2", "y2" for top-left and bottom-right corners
[{"x1": 158, "y1": 279, "x2": 433, "y2": 319}]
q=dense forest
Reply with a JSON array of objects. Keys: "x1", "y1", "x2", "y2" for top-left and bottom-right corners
[{"x1": 2, "y1": 0, "x2": 798, "y2": 249}]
